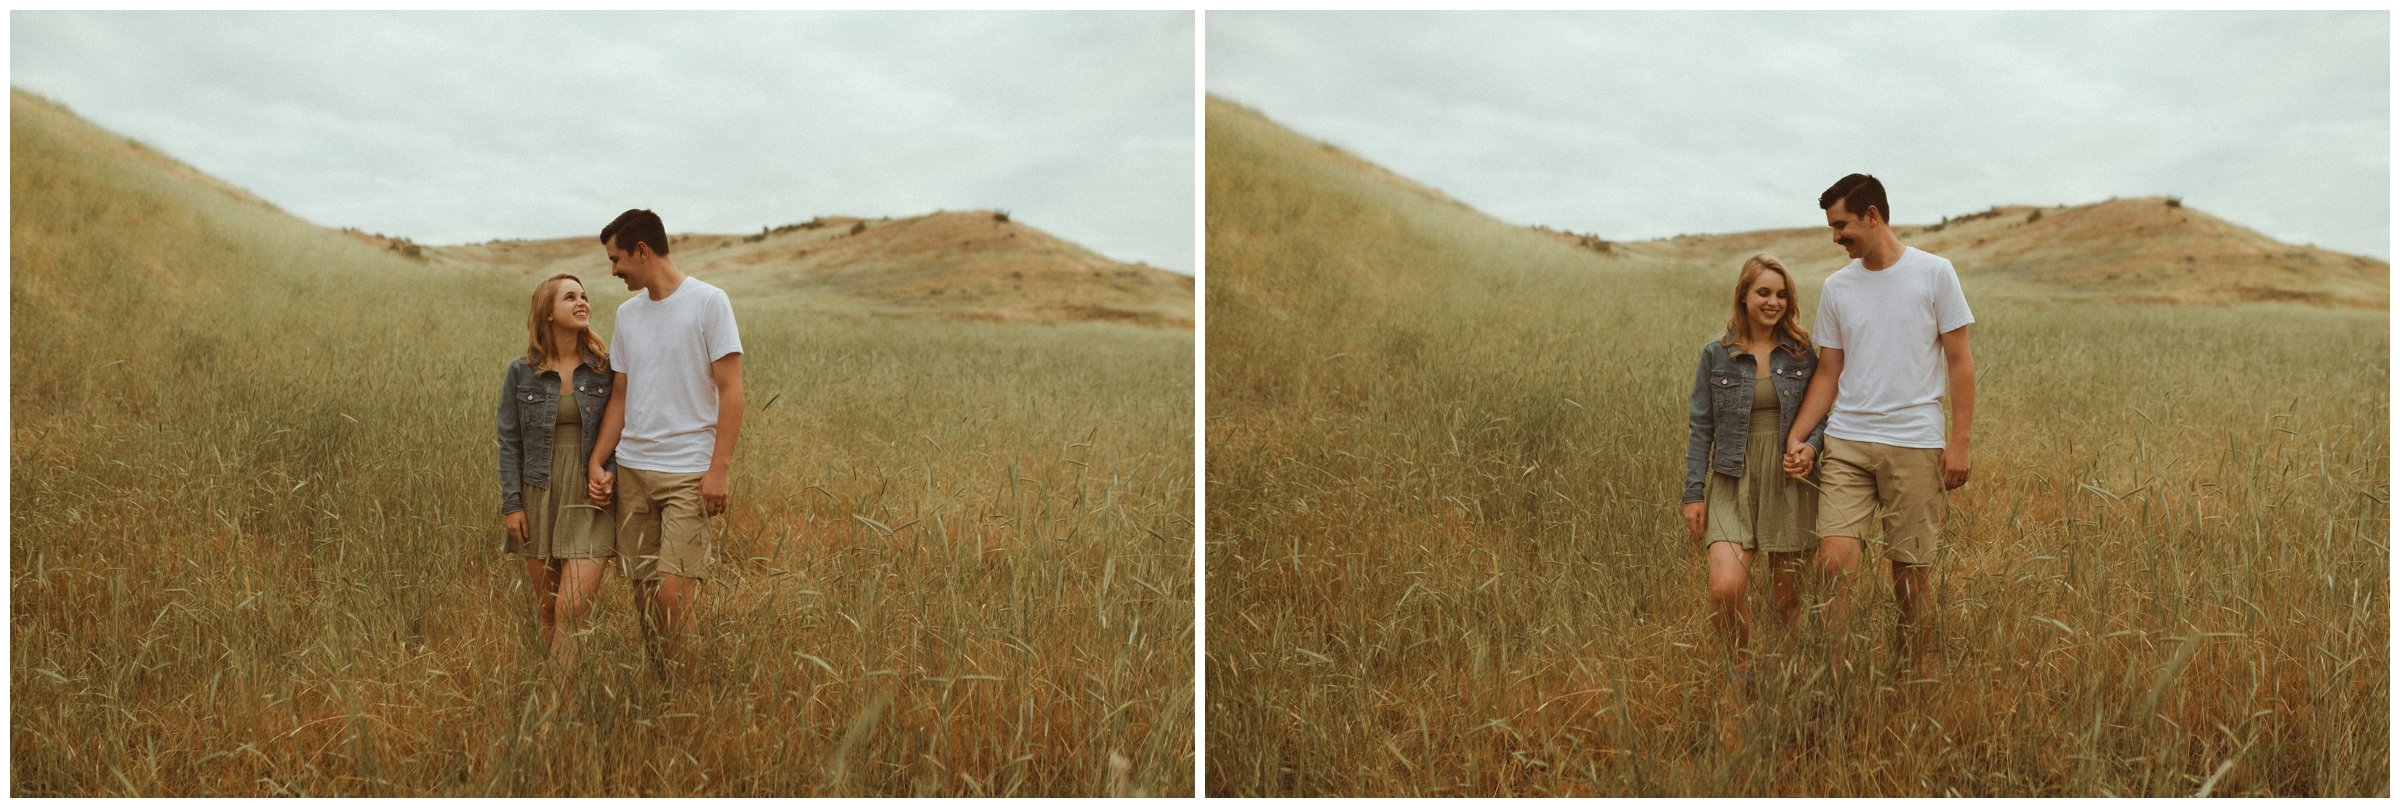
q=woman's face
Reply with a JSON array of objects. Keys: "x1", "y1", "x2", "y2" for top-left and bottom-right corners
[
  {"x1": 551, "y1": 280, "x2": 592, "y2": 333},
  {"x1": 1744, "y1": 270, "x2": 1789, "y2": 333}
]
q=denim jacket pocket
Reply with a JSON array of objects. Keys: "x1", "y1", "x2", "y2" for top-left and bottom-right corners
[
  {"x1": 572, "y1": 379, "x2": 608, "y2": 421},
  {"x1": 1773, "y1": 365, "x2": 1807, "y2": 399},
  {"x1": 515, "y1": 384, "x2": 551, "y2": 416},
  {"x1": 1707, "y1": 370, "x2": 1743, "y2": 414}
]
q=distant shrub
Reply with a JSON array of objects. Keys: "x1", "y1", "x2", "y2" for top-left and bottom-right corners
[
  {"x1": 994, "y1": 210, "x2": 1011, "y2": 223},
  {"x1": 2166, "y1": 196, "x2": 2183, "y2": 208},
  {"x1": 2026, "y1": 210, "x2": 2042, "y2": 224},
  {"x1": 368, "y1": 234, "x2": 425, "y2": 261},
  {"x1": 1528, "y1": 225, "x2": 1614, "y2": 255}
]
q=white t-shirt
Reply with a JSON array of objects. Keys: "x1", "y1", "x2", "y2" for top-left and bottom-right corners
[
  {"x1": 610, "y1": 276, "x2": 743, "y2": 473},
  {"x1": 1813, "y1": 246, "x2": 1974, "y2": 449}
]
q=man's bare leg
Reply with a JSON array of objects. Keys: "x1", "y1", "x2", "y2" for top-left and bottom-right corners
[
  {"x1": 631, "y1": 577, "x2": 667, "y2": 678},
  {"x1": 651, "y1": 572, "x2": 702, "y2": 677},
  {"x1": 1891, "y1": 560, "x2": 1932, "y2": 664},
  {"x1": 1814, "y1": 536, "x2": 1865, "y2": 688}
]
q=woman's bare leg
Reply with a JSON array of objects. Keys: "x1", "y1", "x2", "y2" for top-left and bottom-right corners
[
  {"x1": 1705, "y1": 541, "x2": 1756, "y2": 670},
  {"x1": 551, "y1": 557, "x2": 609, "y2": 682},
  {"x1": 522, "y1": 557, "x2": 562, "y2": 650},
  {"x1": 1767, "y1": 551, "x2": 1809, "y2": 632}
]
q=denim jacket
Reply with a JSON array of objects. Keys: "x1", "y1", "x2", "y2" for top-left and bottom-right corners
[
  {"x1": 1683, "y1": 332, "x2": 1825, "y2": 504},
  {"x1": 497, "y1": 350, "x2": 614, "y2": 517}
]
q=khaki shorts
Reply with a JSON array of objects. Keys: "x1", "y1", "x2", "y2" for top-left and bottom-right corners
[
  {"x1": 614, "y1": 466, "x2": 714, "y2": 581},
  {"x1": 1816, "y1": 436, "x2": 1944, "y2": 566}
]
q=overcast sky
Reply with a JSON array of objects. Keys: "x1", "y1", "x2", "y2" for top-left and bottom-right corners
[
  {"x1": 13, "y1": 12, "x2": 1196, "y2": 273},
  {"x1": 1209, "y1": 11, "x2": 2389, "y2": 260}
]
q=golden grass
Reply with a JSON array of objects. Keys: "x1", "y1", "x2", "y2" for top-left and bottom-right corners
[
  {"x1": 10, "y1": 88, "x2": 1194, "y2": 797},
  {"x1": 1203, "y1": 95, "x2": 2387, "y2": 796}
]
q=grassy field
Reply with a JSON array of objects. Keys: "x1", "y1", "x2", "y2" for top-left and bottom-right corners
[
  {"x1": 1204, "y1": 97, "x2": 2388, "y2": 796},
  {"x1": 10, "y1": 90, "x2": 1195, "y2": 797}
]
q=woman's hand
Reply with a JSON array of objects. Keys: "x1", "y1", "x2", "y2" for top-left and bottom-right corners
[
  {"x1": 588, "y1": 464, "x2": 614, "y2": 507},
  {"x1": 1682, "y1": 501, "x2": 1707, "y2": 545},
  {"x1": 504, "y1": 510, "x2": 528, "y2": 545},
  {"x1": 1783, "y1": 442, "x2": 1816, "y2": 478}
]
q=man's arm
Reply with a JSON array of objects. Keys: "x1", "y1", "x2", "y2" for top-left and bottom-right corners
[
  {"x1": 1783, "y1": 347, "x2": 1843, "y2": 476},
  {"x1": 701, "y1": 353, "x2": 744, "y2": 515},
  {"x1": 1939, "y1": 326, "x2": 1975, "y2": 490},
  {"x1": 587, "y1": 371, "x2": 628, "y2": 506}
]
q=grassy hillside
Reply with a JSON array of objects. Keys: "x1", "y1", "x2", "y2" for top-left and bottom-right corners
[
  {"x1": 427, "y1": 211, "x2": 1193, "y2": 328},
  {"x1": 1205, "y1": 95, "x2": 2386, "y2": 796},
  {"x1": 10, "y1": 88, "x2": 1194, "y2": 797},
  {"x1": 1540, "y1": 197, "x2": 2386, "y2": 307}
]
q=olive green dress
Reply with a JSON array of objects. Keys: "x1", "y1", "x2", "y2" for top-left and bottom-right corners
[
  {"x1": 1702, "y1": 372, "x2": 1817, "y2": 553},
  {"x1": 511, "y1": 393, "x2": 615, "y2": 559}
]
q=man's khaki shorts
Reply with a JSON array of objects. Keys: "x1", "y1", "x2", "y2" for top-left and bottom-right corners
[
  {"x1": 1816, "y1": 436, "x2": 1944, "y2": 566},
  {"x1": 614, "y1": 467, "x2": 713, "y2": 581}
]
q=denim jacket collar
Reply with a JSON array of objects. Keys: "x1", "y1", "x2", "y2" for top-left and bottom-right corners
[
  {"x1": 522, "y1": 348, "x2": 609, "y2": 378},
  {"x1": 1717, "y1": 330, "x2": 1806, "y2": 360}
]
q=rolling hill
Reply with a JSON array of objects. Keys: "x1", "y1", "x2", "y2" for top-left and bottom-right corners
[
  {"x1": 1544, "y1": 196, "x2": 2386, "y2": 308},
  {"x1": 16, "y1": 87, "x2": 1191, "y2": 329},
  {"x1": 1208, "y1": 95, "x2": 2385, "y2": 310}
]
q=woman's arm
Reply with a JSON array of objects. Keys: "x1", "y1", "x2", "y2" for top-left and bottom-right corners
[
  {"x1": 496, "y1": 364, "x2": 525, "y2": 517},
  {"x1": 1802, "y1": 352, "x2": 1831, "y2": 455},
  {"x1": 1683, "y1": 346, "x2": 1714, "y2": 505},
  {"x1": 586, "y1": 371, "x2": 628, "y2": 507},
  {"x1": 1785, "y1": 348, "x2": 1842, "y2": 476},
  {"x1": 1681, "y1": 346, "x2": 1715, "y2": 543}
]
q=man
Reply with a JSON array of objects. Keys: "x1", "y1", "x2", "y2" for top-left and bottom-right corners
[
  {"x1": 586, "y1": 208, "x2": 745, "y2": 676},
  {"x1": 1782, "y1": 174, "x2": 1976, "y2": 680}
]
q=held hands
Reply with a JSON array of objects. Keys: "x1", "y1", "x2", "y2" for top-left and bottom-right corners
[
  {"x1": 503, "y1": 510, "x2": 528, "y2": 544},
  {"x1": 1782, "y1": 441, "x2": 1816, "y2": 478},
  {"x1": 1681, "y1": 500, "x2": 1707, "y2": 546},
  {"x1": 587, "y1": 463, "x2": 614, "y2": 507}
]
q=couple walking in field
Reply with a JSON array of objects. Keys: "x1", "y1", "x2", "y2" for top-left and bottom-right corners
[
  {"x1": 1681, "y1": 174, "x2": 1978, "y2": 693},
  {"x1": 495, "y1": 209, "x2": 747, "y2": 715}
]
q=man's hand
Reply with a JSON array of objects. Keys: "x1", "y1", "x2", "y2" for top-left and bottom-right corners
[
  {"x1": 504, "y1": 510, "x2": 528, "y2": 544},
  {"x1": 1941, "y1": 441, "x2": 1971, "y2": 490},
  {"x1": 1783, "y1": 441, "x2": 1816, "y2": 478},
  {"x1": 1681, "y1": 501, "x2": 1707, "y2": 546},
  {"x1": 588, "y1": 464, "x2": 614, "y2": 507},
  {"x1": 701, "y1": 466, "x2": 730, "y2": 516}
]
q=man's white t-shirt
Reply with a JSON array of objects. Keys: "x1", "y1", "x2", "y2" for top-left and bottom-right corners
[
  {"x1": 611, "y1": 276, "x2": 742, "y2": 473},
  {"x1": 1813, "y1": 246, "x2": 1974, "y2": 449}
]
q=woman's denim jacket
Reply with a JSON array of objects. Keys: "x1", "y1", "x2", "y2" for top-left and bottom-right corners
[
  {"x1": 1683, "y1": 332, "x2": 1825, "y2": 504},
  {"x1": 497, "y1": 350, "x2": 613, "y2": 517}
]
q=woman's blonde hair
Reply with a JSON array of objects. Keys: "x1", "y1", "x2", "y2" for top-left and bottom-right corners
[
  {"x1": 1725, "y1": 253, "x2": 1811, "y2": 353},
  {"x1": 526, "y1": 273, "x2": 608, "y2": 370}
]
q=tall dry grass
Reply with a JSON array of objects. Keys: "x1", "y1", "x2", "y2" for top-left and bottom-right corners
[
  {"x1": 1204, "y1": 97, "x2": 2386, "y2": 796},
  {"x1": 10, "y1": 89, "x2": 1194, "y2": 797}
]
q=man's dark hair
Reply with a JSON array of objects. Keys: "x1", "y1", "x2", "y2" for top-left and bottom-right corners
[
  {"x1": 1819, "y1": 174, "x2": 1890, "y2": 223},
  {"x1": 601, "y1": 208, "x2": 670, "y2": 256}
]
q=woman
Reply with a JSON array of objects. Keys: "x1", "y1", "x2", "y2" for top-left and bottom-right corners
[
  {"x1": 1681, "y1": 253, "x2": 1824, "y2": 685},
  {"x1": 497, "y1": 272, "x2": 617, "y2": 680}
]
